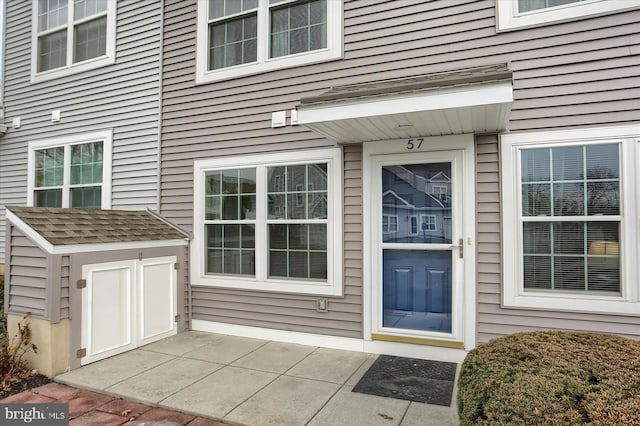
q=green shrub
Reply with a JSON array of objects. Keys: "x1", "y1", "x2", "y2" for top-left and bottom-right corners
[{"x1": 458, "y1": 331, "x2": 640, "y2": 425}]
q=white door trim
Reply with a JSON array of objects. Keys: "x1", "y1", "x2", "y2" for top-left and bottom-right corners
[{"x1": 363, "y1": 135, "x2": 477, "y2": 351}]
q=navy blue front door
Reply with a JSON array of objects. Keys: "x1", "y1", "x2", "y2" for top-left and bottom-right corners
[{"x1": 381, "y1": 163, "x2": 453, "y2": 334}]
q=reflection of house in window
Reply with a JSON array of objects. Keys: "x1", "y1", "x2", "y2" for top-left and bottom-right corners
[
  {"x1": 383, "y1": 215, "x2": 398, "y2": 233},
  {"x1": 420, "y1": 214, "x2": 437, "y2": 231},
  {"x1": 432, "y1": 185, "x2": 448, "y2": 202},
  {"x1": 382, "y1": 164, "x2": 452, "y2": 244}
]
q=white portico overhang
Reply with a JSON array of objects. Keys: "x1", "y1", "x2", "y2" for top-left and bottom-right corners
[{"x1": 296, "y1": 64, "x2": 514, "y2": 143}]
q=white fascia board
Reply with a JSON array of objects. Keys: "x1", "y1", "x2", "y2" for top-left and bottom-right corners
[
  {"x1": 48, "y1": 239, "x2": 188, "y2": 255},
  {"x1": 297, "y1": 81, "x2": 514, "y2": 125},
  {"x1": 6, "y1": 210, "x2": 55, "y2": 254},
  {"x1": 6, "y1": 210, "x2": 188, "y2": 255}
]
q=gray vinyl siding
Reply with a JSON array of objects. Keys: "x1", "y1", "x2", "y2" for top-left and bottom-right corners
[
  {"x1": 475, "y1": 134, "x2": 640, "y2": 343},
  {"x1": 6, "y1": 224, "x2": 47, "y2": 318},
  {"x1": 161, "y1": 0, "x2": 640, "y2": 337},
  {"x1": 61, "y1": 256, "x2": 70, "y2": 319},
  {"x1": 0, "y1": 0, "x2": 163, "y2": 263},
  {"x1": 188, "y1": 145, "x2": 363, "y2": 338}
]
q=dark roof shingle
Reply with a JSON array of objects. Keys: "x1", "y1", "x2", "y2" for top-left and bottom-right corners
[{"x1": 7, "y1": 206, "x2": 189, "y2": 246}]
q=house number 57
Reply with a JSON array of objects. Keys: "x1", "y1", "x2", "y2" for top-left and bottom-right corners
[{"x1": 406, "y1": 138, "x2": 424, "y2": 150}]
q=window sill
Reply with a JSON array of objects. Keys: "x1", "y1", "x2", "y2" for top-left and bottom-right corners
[
  {"x1": 195, "y1": 48, "x2": 342, "y2": 85},
  {"x1": 496, "y1": 0, "x2": 640, "y2": 32},
  {"x1": 191, "y1": 275, "x2": 343, "y2": 296},
  {"x1": 31, "y1": 55, "x2": 115, "y2": 84},
  {"x1": 503, "y1": 293, "x2": 640, "y2": 316}
]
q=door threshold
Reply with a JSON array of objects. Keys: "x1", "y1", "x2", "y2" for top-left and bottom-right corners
[{"x1": 371, "y1": 333, "x2": 465, "y2": 349}]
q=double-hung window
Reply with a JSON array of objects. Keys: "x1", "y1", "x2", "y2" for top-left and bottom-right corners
[
  {"x1": 501, "y1": 126, "x2": 640, "y2": 314},
  {"x1": 196, "y1": 0, "x2": 342, "y2": 83},
  {"x1": 32, "y1": 0, "x2": 116, "y2": 82},
  {"x1": 28, "y1": 131, "x2": 112, "y2": 209},
  {"x1": 496, "y1": 0, "x2": 638, "y2": 31},
  {"x1": 193, "y1": 148, "x2": 343, "y2": 296}
]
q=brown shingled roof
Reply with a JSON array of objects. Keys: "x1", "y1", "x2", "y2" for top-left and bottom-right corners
[{"x1": 7, "y1": 206, "x2": 189, "y2": 246}]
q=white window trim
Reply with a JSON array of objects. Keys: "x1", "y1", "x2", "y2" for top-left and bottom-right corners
[
  {"x1": 31, "y1": 0, "x2": 117, "y2": 83},
  {"x1": 496, "y1": 0, "x2": 638, "y2": 31},
  {"x1": 501, "y1": 125, "x2": 640, "y2": 315},
  {"x1": 27, "y1": 130, "x2": 113, "y2": 209},
  {"x1": 192, "y1": 148, "x2": 343, "y2": 296},
  {"x1": 195, "y1": 0, "x2": 343, "y2": 84}
]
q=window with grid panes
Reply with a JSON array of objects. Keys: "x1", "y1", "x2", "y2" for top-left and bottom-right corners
[
  {"x1": 501, "y1": 126, "x2": 640, "y2": 315},
  {"x1": 196, "y1": 0, "x2": 341, "y2": 82},
  {"x1": 33, "y1": 0, "x2": 114, "y2": 79},
  {"x1": 497, "y1": 0, "x2": 638, "y2": 31},
  {"x1": 193, "y1": 149, "x2": 342, "y2": 295},
  {"x1": 33, "y1": 141, "x2": 104, "y2": 208},
  {"x1": 520, "y1": 143, "x2": 620, "y2": 294}
]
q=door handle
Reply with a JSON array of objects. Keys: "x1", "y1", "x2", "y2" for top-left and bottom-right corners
[{"x1": 450, "y1": 238, "x2": 464, "y2": 259}]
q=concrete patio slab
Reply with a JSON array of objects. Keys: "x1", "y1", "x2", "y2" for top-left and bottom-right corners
[
  {"x1": 401, "y1": 401, "x2": 460, "y2": 425},
  {"x1": 56, "y1": 349, "x2": 173, "y2": 390},
  {"x1": 286, "y1": 347, "x2": 371, "y2": 384},
  {"x1": 231, "y1": 340, "x2": 316, "y2": 373},
  {"x1": 140, "y1": 331, "x2": 224, "y2": 356},
  {"x1": 106, "y1": 357, "x2": 223, "y2": 404},
  {"x1": 51, "y1": 332, "x2": 461, "y2": 425},
  {"x1": 308, "y1": 385, "x2": 410, "y2": 426},
  {"x1": 161, "y1": 365, "x2": 278, "y2": 419},
  {"x1": 345, "y1": 354, "x2": 379, "y2": 386},
  {"x1": 225, "y1": 375, "x2": 340, "y2": 426},
  {"x1": 184, "y1": 335, "x2": 268, "y2": 364}
]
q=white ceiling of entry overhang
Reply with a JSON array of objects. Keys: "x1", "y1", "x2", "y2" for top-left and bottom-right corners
[{"x1": 296, "y1": 65, "x2": 514, "y2": 144}]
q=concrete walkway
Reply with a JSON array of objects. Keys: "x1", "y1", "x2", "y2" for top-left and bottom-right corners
[{"x1": 56, "y1": 331, "x2": 460, "y2": 426}]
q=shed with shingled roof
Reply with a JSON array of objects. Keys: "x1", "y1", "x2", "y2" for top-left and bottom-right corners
[{"x1": 4, "y1": 206, "x2": 190, "y2": 375}]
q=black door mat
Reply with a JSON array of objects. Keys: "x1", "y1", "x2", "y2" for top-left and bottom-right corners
[{"x1": 352, "y1": 355, "x2": 457, "y2": 406}]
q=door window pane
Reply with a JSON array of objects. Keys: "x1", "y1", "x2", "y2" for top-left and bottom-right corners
[
  {"x1": 382, "y1": 163, "x2": 452, "y2": 244},
  {"x1": 383, "y1": 249, "x2": 452, "y2": 333}
]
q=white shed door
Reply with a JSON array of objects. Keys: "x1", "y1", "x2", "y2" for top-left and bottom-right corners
[
  {"x1": 81, "y1": 257, "x2": 177, "y2": 365},
  {"x1": 138, "y1": 258, "x2": 177, "y2": 346}
]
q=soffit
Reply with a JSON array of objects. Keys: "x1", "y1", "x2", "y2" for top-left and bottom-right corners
[{"x1": 296, "y1": 64, "x2": 514, "y2": 143}]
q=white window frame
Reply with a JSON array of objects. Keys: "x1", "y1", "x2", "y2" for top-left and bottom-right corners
[
  {"x1": 195, "y1": 0, "x2": 343, "y2": 84},
  {"x1": 501, "y1": 125, "x2": 640, "y2": 315},
  {"x1": 27, "y1": 130, "x2": 113, "y2": 209},
  {"x1": 192, "y1": 148, "x2": 343, "y2": 296},
  {"x1": 31, "y1": 0, "x2": 117, "y2": 83},
  {"x1": 496, "y1": 0, "x2": 638, "y2": 31}
]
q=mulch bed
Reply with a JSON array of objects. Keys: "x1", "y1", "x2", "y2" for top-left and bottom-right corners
[{"x1": 0, "y1": 374, "x2": 52, "y2": 400}]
